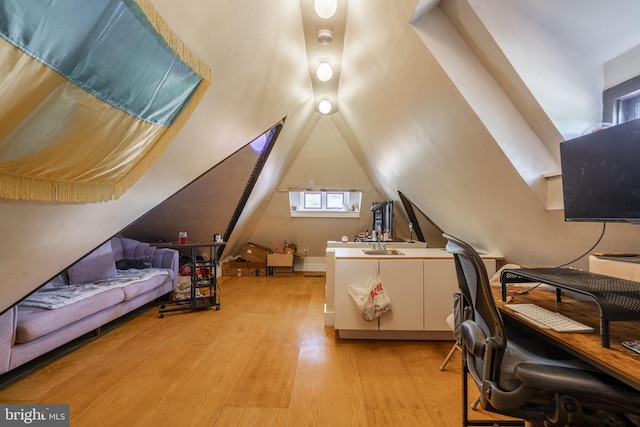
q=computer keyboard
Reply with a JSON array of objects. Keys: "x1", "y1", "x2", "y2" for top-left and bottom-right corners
[{"x1": 505, "y1": 303, "x2": 594, "y2": 333}]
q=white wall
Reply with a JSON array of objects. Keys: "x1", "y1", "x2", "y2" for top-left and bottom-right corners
[
  {"x1": 465, "y1": 0, "x2": 604, "y2": 141},
  {"x1": 243, "y1": 115, "x2": 383, "y2": 258},
  {"x1": 605, "y1": 44, "x2": 640, "y2": 90}
]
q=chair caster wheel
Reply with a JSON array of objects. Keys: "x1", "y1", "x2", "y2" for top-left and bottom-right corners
[
  {"x1": 159, "y1": 313, "x2": 164, "y2": 318},
  {"x1": 160, "y1": 304, "x2": 166, "y2": 309}
]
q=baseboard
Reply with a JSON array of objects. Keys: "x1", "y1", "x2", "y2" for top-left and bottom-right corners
[
  {"x1": 294, "y1": 256, "x2": 326, "y2": 272},
  {"x1": 323, "y1": 304, "x2": 334, "y2": 326},
  {"x1": 337, "y1": 329, "x2": 454, "y2": 340}
]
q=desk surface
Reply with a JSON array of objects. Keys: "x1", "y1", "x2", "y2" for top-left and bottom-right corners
[{"x1": 492, "y1": 285, "x2": 640, "y2": 391}]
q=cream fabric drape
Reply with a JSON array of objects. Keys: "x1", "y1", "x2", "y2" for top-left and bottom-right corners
[{"x1": 0, "y1": 0, "x2": 211, "y2": 203}]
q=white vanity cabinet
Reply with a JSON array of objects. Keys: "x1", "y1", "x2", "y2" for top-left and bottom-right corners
[
  {"x1": 423, "y1": 259, "x2": 458, "y2": 331},
  {"x1": 422, "y1": 258, "x2": 499, "y2": 330},
  {"x1": 331, "y1": 248, "x2": 498, "y2": 339},
  {"x1": 378, "y1": 260, "x2": 424, "y2": 331},
  {"x1": 334, "y1": 259, "x2": 379, "y2": 331},
  {"x1": 334, "y1": 258, "x2": 423, "y2": 331}
]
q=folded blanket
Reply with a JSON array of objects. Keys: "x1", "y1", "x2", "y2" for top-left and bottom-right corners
[{"x1": 21, "y1": 268, "x2": 169, "y2": 309}]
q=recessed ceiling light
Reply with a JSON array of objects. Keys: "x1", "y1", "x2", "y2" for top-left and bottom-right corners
[
  {"x1": 317, "y1": 29, "x2": 333, "y2": 45},
  {"x1": 314, "y1": 0, "x2": 337, "y2": 19},
  {"x1": 318, "y1": 98, "x2": 332, "y2": 114},
  {"x1": 316, "y1": 60, "x2": 333, "y2": 82}
]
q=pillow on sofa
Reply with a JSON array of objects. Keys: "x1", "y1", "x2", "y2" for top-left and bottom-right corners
[
  {"x1": 116, "y1": 256, "x2": 152, "y2": 270},
  {"x1": 41, "y1": 271, "x2": 70, "y2": 289},
  {"x1": 68, "y1": 241, "x2": 117, "y2": 285}
]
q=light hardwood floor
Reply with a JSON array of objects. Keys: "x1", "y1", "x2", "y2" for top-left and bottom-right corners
[{"x1": 0, "y1": 273, "x2": 507, "y2": 426}]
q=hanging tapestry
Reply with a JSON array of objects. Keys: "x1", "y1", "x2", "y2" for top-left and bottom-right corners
[{"x1": 0, "y1": 0, "x2": 211, "y2": 202}]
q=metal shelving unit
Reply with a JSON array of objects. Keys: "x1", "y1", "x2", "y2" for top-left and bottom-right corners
[{"x1": 154, "y1": 241, "x2": 225, "y2": 317}]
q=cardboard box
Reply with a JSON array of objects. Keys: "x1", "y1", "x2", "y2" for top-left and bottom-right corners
[
  {"x1": 272, "y1": 266, "x2": 293, "y2": 276},
  {"x1": 242, "y1": 242, "x2": 271, "y2": 262},
  {"x1": 222, "y1": 259, "x2": 267, "y2": 276},
  {"x1": 247, "y1": 261, "x2": 267, "y2": 276},
  {"x1": 267, "y1": 253, "x2": 293, "y2": 267},
  {"x1": 267, "y1": 253, "x2": 294, "y2": 276}
]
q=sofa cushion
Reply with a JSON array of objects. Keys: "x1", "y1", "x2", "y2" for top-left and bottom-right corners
[
  {"x1": 115, "y1": 237, "x2": 157, "y2": 260},
  {"x1": 68, "y1": 240, "x2": 117, "y2": 285},
  {"x1": 15, "y1": 288, "x2": 124, "y2": 343},
  {"x1": 120, "y1": 270, "x2": 170, "y2": 300}
]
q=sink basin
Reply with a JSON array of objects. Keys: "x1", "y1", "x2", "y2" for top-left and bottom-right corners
[{"x1": 361, "y1": 249, "x2": 404, "y2": 255}]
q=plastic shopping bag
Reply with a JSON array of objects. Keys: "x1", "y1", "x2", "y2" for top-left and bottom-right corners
[{"x1": 347, "y1": 273, "x2": 391, "y2": 321}]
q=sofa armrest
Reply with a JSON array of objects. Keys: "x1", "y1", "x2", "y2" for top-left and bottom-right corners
[
  {"x1": 153, "y1": 248, "x2": 179, "y2": 287},
  {"x1": 0, "y1": 306, "x2": 17, "y2": 375}
]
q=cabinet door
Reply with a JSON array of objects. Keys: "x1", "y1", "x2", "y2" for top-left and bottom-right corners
[
  {"x1": 334, "y1": 259, "x2": 379, "y2": 330},
  {"x1": 423, "y1": 258, "x2": 497, "y2": 331},
  {"x1": 423, "y1": 259, "x2": 458, "y2": 331},
  {"x1": 378, "y1": 260, "x2": 424, "y2": 331}
]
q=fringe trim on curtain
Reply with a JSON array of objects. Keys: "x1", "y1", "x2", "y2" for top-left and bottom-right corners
[
  {"x1": 133, "y1": 0, "x2": 211, "y2": 81},
  {"x1": 0, "y1": 175, "x2": 115, "y2": 204},
  {"x1": 0, "y1": 1, "x2": 211, "y2": 204}
]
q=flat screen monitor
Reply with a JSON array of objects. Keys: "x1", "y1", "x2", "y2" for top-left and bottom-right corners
[
  {"x1": 560, "y1": 119, "x2": 640, "y2": 223},
  {"x1": 370, "y1": 200, "x2": 393, "y2": 235}
]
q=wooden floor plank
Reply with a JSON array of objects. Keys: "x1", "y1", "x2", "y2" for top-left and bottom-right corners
[{"x1": 0, "y1": 273, "x2": 507, "y2": 426}]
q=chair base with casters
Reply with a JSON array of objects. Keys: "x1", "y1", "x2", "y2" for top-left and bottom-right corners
[{"x1": 444, "y1": 233, "x2": 640, "y2": 427}]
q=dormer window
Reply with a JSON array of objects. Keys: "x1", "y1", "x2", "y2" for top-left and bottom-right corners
[
  {"x1": 603, "y1": 75, "x2": 640, "y2": 124},
  {"x1": 289, "y1": 191, "x2": 361, "y2": 218}
]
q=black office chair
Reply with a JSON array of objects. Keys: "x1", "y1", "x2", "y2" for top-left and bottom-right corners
[{"x1": 443, "y1": 233, "x2": 640, "y2": 427}]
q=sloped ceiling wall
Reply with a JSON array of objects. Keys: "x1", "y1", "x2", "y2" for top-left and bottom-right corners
[
  {"x1": 0, "y1": 0, "x2": 313, "y2": 312},
  {"x1": 3, "y1": 0, "x2": 640, "y2": 313},
  {"x1": 242, "y1": 116, "x2": 383, "y2": 257},
  {"x1": 121, "y1": 139, "x2": 264, "y2": 245}
]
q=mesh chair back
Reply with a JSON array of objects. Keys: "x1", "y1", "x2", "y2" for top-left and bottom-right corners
[{"x1": 445, "y1": 234, "x2": 507, "y2": 382}]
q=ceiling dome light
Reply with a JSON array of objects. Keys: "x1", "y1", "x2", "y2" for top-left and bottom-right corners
[
  {"x1": 318, "y1": 98, "x2": 332, "y2": 115},
  {"x1": 314, "y1": 0, "x2": 337, "y2": 19},
  {"x1": 316, "y1": 60, "x2": 333, "y2": 82},
  {"x1": 316, "y1": 29, "x2": 333, "y2": 45}
]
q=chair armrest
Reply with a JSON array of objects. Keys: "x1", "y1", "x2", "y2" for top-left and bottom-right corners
[{"x1": 461, "y1": 320, "x2": 487, "y2": 357}]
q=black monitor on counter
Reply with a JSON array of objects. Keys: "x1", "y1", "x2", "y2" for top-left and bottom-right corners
[
  {"x1": 560, "y1": 119, "x2": 640, "y2": 223},
  {"x1": 370, "y1": 200, "x2": 393, "y2": 236}
]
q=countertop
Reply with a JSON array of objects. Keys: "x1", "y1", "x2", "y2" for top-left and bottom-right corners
[{"x1": 333, "y1": 247, "x2": 503, "y2": 260}]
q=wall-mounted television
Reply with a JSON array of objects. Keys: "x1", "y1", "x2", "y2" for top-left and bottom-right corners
[{"x1": 560, "y1": 119, "x2": 640, "y2": 223}]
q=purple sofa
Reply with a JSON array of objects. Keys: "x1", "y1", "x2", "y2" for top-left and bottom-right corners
[{"x1": 0, "y1": 237, "x2": 178, "y2": 375}]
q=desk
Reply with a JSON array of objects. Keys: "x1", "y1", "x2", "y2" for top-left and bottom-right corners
[
  {"x1": 500, "y1": 268, "x2": 640, "y2": 347},
  {"x1": 154, "y1": 241, "x2": 224, "y2": 316},
  {"x1": 492, "y1": 285, "x2": 640, "y2": 391}
]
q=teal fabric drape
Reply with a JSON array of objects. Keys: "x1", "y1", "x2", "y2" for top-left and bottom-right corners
[
  {"x1": 0, "y1": 0, "x2": 211, "y2": 202},
  {"x1": 0, "y1": 0, "x2": 202, "y2": 126}
]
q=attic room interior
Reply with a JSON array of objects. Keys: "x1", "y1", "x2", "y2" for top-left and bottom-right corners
[{"x1": 3, "y1": 0, "x2": 640, "y2": 425}]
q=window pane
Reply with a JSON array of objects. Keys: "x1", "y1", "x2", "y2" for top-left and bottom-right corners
[
  {"x1": 622, "y1": 94, "x2": 640, "y2": 122},
  {"x1": 304, "y1": 192, "x2": 322, "y2": 209},
  {"x1": 326, "y1": 192, "x2": 344, "y2": 209}
]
